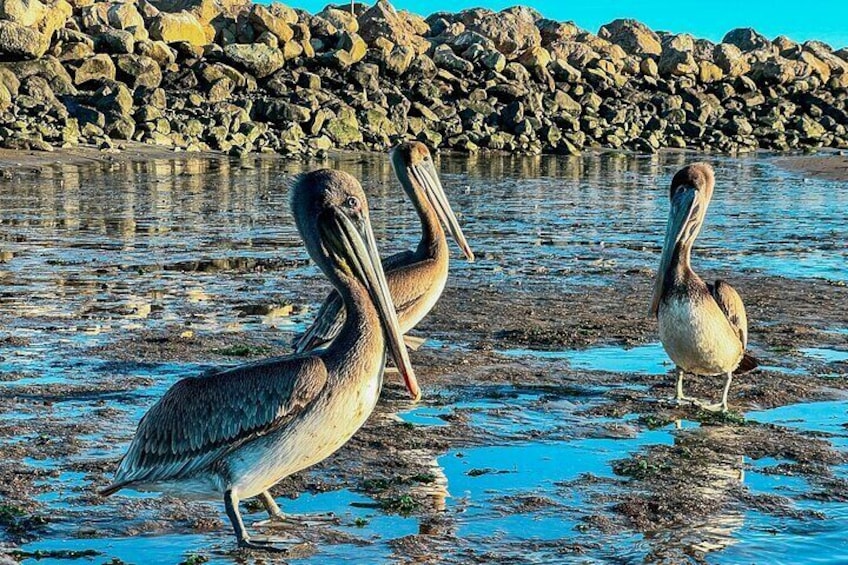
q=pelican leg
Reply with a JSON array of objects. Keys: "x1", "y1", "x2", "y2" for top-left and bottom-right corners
[
  {"x1": 699, "y1": 372, "x2": 733, "y2": 413},
  {"x1": 673, "y1": 370, "x2": 699, "y2": 405},
  {"x1": 253, "y1": 491, "x2": 336, "y2": 528},
  {"x1": 225, "y1": 489, "x2": 287, "y2": 553}
]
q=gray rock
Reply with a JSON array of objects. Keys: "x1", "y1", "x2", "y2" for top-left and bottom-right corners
[
  {"x1": 0, "y1": 20, "x2": 49, "y2": 59},
  {"x1": 75, "y1": 54, "x2": 117, "y2": 86},
  {"x1": 723, "y1": 28, "x2": 771, "y2": 52},
  {"x1": 115, "y1": 54, "x2": 163, "y2": 88},
  {"x1": 223, "y1": 43, "x2": 285, "y2": 78},
  {"x1": 598, "y1": 19, "x2": 661, "y2": 56},
  {"x1": 93, "y1": 28, "x2": 134, "y2": 54}
]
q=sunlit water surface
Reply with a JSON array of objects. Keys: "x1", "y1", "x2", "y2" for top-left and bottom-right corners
[{"x1": 0, "y1": 151, "x2": 844, "y2": 564}]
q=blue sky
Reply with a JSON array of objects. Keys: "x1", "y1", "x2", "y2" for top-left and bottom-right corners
[{"x1": 294, "y1": 0, "x2": 848, "y2": 48}]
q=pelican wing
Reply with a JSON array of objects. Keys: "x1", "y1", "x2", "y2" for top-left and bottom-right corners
[
  {"x1": 292, "y1": 292, "x2": 345, "y2": 353},
  {"x1": 111, "y1": 355, "x2": 328, "y2": 487},
  {"x1": 708, "y1": 280, "x2": 748, "y2": 348},
  {"x1": 293, "y1": 250, "x2": 419, "y2": 353}
]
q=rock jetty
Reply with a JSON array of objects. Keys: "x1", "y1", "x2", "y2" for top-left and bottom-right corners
[{"x1": 0, "y1": 0, "x2": 846, "y2": 156}]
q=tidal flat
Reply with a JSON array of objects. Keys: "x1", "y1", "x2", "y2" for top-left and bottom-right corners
[{"x1": 0, "y1": 149, "x2": 846, "y2": 564}]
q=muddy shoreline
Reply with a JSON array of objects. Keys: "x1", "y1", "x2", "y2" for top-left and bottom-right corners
[
  {"x1": 775, "y1": 153, "x2": 848, "y2": 181},
  {"x1": 0, "y1": 151, "x2": 845, "y2": 563},
  {"x1": 2, "y1": 268, "x2": 846, "y2": 562}
]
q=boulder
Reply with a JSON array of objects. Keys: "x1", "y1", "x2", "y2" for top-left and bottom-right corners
[
  {"x1": 0, "y1": 20, "x2": 49, "y2": 59},
  {"x1": 639, "y1": 56, "x2": 658, "y2": 77},
  {"x1": 517, "y1": 45, "x2": 551, "y2": 69},
  {"x1": 149, "y1": 11, "x2": 208, "y2": 46},
  {"x1": 433, "y1": 43, "x2": 473, "y2": 73},
  {"x1": 549, "y1": 40, "x2": 599, "y2": 67},
  {"x1": 115, "y1": 54, "x2": 163, "y2": 88},
  {"x1": 75, "y1": 53, "x2": 116, "y2": 85},
  {"x1": 248, "y1": 4, "x2": 293, "y2": 43},
  {"x1": 773, "y1": 35, "x2": 798, "y2": 56},
  {"x1": 598, "y1": 18, "x2": 661, "y2": 56},
  {"x1": 0, "y1": 0, "x2": 46, "y2": 27},
  {"x1": 698, "y1": 60, "x2": 723, "y2": 83},
  {"x1": 357, "y1": 0, "x2": 429, "y2": 55},
  {"x1": 536, "y1": 18, "x2": 579, "y2": 45},
  {"x1": 459, "y1": 7, "x2": 541, "y2": 56},
  {"x1": 223, "y1": 43, "x2": 284, "y2": 77},
  {"x1": 328, "y1": 30, "x2": 366, "y2": 66},
  {"x1": 136, "y1": 39, "x2": 176, "y2": 66},
  {"x1": 38, "y1": 0, "x2": 71, "y2": 40},
  {"x1": 324, "y1": 107, "x2": 363, "y2": 145},
  {"x1": 318, "y1": 6, "x2": 357, "y2": 33},
  {"x1": 1, "y1": 57, "x2": 75, "y2": 95},
  {"x1": 107, "y1": 2, "x2": 145, "y2": 34},
  {"x1": 0, "y1": 81, "x2": 11, "y2": 110},
  {"x1": 93, "y1": 28, "x2": 134, "y2": 54},
  {"x1": 382, "y1": 43, "x2": 414, "y2": 75},
  {"x1": 92, "y1": 82, "x2": 134, "y2": 117},
  {"x1": 750, "y1": 57, "x2": 796, "y2": 84},
  {"x1": 658, "y1": 34, "x2": 697, "y2": 76},
  {"x1": 148, "y1": 0, "x2": 234, "y2": 24},
  {"x1": 723, "y1": 27, "x2": 771, "y2": 52},
  {"x1": 713, "y1": 43, "x2": 750, "y2": 76}
]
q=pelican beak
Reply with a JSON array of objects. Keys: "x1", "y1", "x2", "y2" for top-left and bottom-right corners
[
  {"x1": 409, "y1": 159, "x2": 475, "y2": 262},
  {"x1": 650, "y1": 186, "x2": 696, "y2": 316},
  {"x1": 322, "y1": 209, "x2": 421, "y2": 401}
]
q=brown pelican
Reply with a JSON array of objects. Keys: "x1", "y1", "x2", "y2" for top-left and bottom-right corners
[
  {"x1": 100, "y1": 169, "x2": 421, "y2": 551},
  {"x1": 650, "y1": 163, "x2": 757, "y2": 412},
  {"x1": 293, "y1": 141, "x2": 474, "y2": 353}
]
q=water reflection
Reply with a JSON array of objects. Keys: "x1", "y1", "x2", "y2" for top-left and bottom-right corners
[{"x1": 0, "y1": 152, "x2": 845, "y2": 564}]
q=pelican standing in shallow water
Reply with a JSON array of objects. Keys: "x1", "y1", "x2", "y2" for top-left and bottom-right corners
[
  {"x1": 294, "y1": 141, "x2": 474, "y2": 353},
  {"x1": 650, "y1": 163, "x2": 758, "y2": 412},
  {"x1": 101, "y1": 170, "x2": 421, "y2": 551}
]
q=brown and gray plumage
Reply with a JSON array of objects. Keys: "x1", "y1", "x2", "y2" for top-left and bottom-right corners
[
  {"x1": 100, "y1": 169, "x2": 421, "y2": 551},
  {"x1": 650, "y1": 163, "x2": 758, "y2": 412},
  {"x1": 293, "y1": 141, "x2": 474, "y2": 353}
]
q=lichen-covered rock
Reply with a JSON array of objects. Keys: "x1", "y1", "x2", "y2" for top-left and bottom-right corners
[
  {"x1": 357, "y1": 0, "x2": 429, "y2": 55},
  {"x1": 248, "y1": 4, "x2": 293, "y2": 43},
  {"x1": 536, "y1": 18, "x2": 579, "y2": 45},
  {"x1": 324, "y1": 107, "x2": 363, "y2": 145},
  {"x1": 223, "y1": 42, "x2": 284, "y2": 77},
  {"x1": 115, "y1": 54, "x2": 162, "y2": 88},
  {"x1": 723, "y1": 27, "x2": 771, "y2": 52},
  {"x1": 0, "y1": 20, "x2": 49, "y2": 59},
  {"x1": 459, "y1": 6, "x2": 541, "y2": 56},
  {"x1": 658, "y1": 35, "x2": 698, "y2": 76},
  {"x1": 433, "y1": 43, "x2": 473, "y2": 73},
  {"x1": 93, "y1": 28, "x2": 134, "y2": 54},
  {"x1": 107, "y1": 2, "x2": 145, "y2": 34},
  {"x1": 598, "y1": 18, "x2": 661, "y2": 56},
  {"x1": 713, "y1": 43, "x2": 750, "y2": 77},
  {"x1": 75, "y1": 53, "x2": 116, "y2": 85},
  {"x1": 750, "y1": 57, "x2": 796, "y2": 84},
  {"x1": 149, "y1": 11, "x2": 208, "y2": 46},
  {"x1": 317, "y1": 6, "x2": 357, "y2": 34}
]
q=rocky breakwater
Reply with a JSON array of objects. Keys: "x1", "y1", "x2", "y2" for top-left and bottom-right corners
[{"x1": 0, "y1": 0, "x2": 847, "y2": 156}]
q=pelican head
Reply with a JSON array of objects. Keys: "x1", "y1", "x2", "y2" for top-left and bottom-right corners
[
  {"x1": 650, "y1": 163, "x2": 715, "y2": 316},
  {"x1": 291, "y1": 169, "x2": 420, "y2": 400},
  {"x1": 390, "y1": 141, "x2": 475, "y2": 262}
]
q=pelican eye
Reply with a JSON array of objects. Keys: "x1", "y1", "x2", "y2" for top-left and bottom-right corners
[{"x1": 345, "y1": 196, "x2": 359, "y2": 209}]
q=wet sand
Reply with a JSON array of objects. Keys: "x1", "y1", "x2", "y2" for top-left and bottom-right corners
[
  {"x1": 775, "y1": 153, "x2": 848, "y2": 181},
  {"x1": 0, "y1": 150, "x2": 846, "y2": 563}
]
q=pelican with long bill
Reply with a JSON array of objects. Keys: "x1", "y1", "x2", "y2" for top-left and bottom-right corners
[
  {"x1": 100, "y1": 169, "x2": 420, "y2": 551},
  {"x1": 650, "y1": 162, "x2": 758, "y2": 412},
  {"x1": 294, "y1": 141, "x2": 474, "y2": 354}
]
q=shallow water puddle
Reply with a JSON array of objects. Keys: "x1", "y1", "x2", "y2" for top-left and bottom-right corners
[
  {"x1": 501, "y1": 342, "x2": 671, "y2": 375},
  {"x1": 712, "y1": 401, "x2": 848, "y2": 564},
  {"x1": 801, "y1": 347, "x2": 848, "y2": 364},
  {"x1": 1, "y1": 153, "x2": 846, "y2": 564}
]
